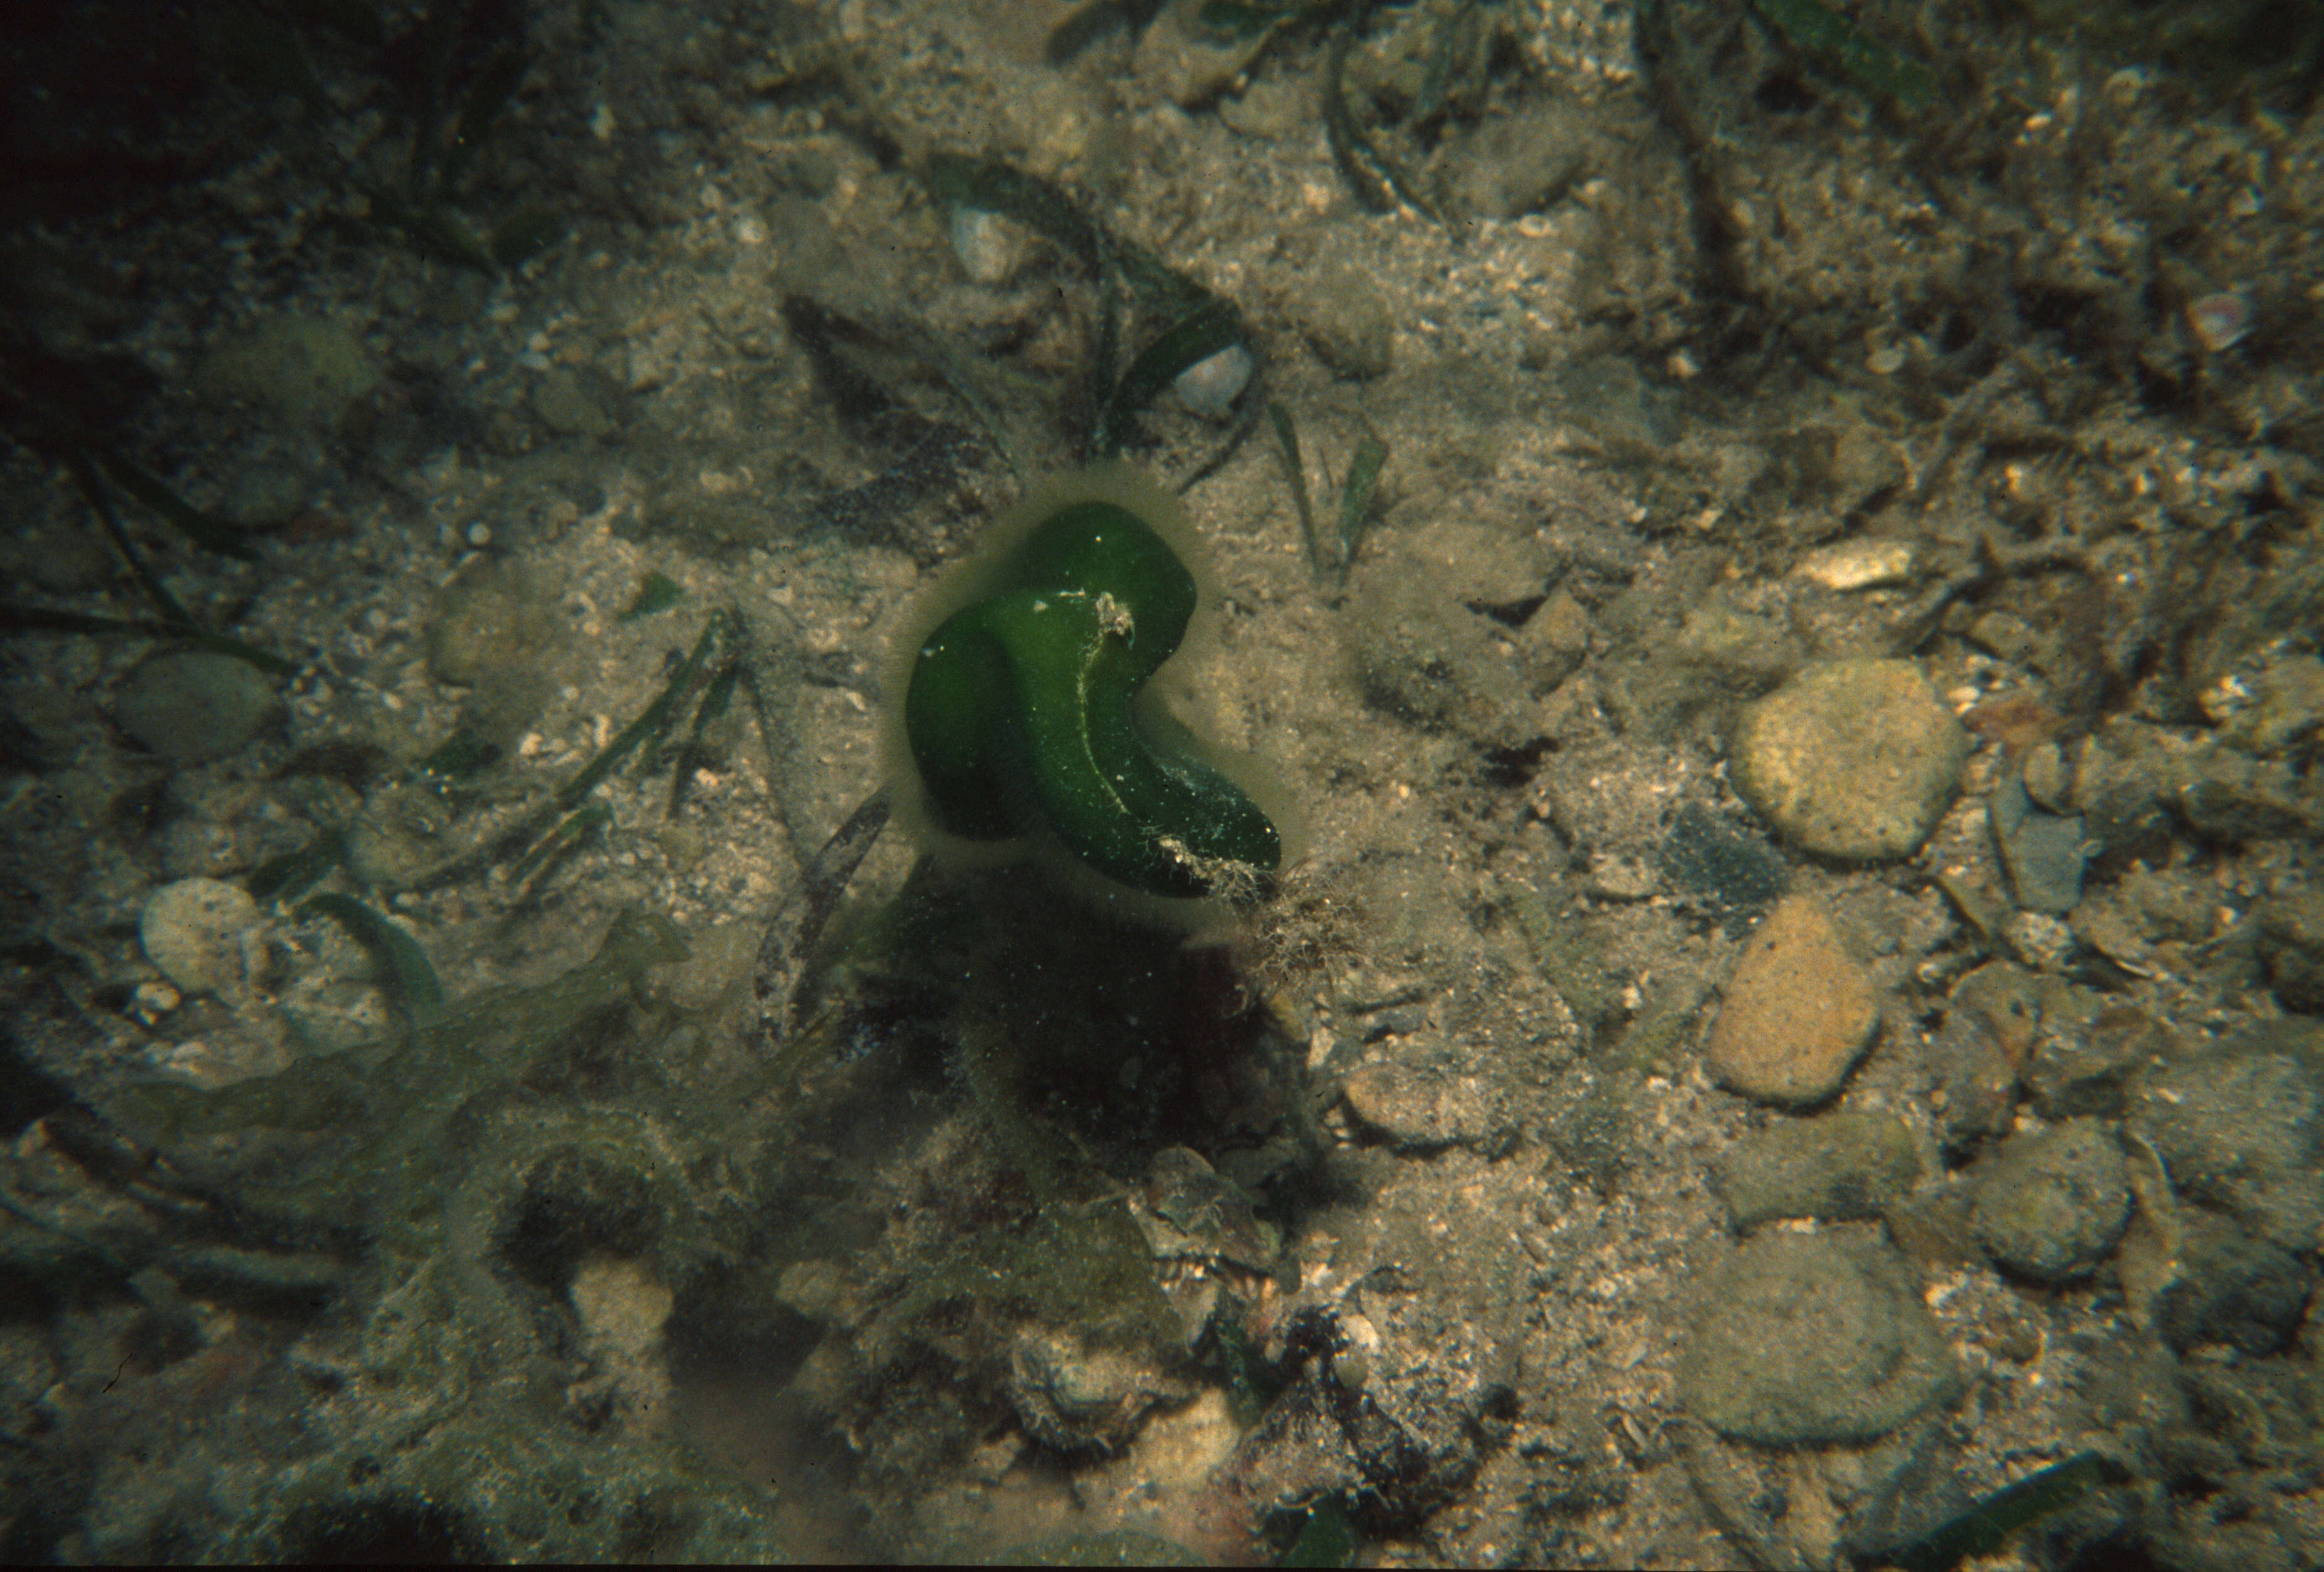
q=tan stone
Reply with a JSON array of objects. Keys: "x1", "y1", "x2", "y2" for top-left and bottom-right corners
[
  {"x1": 1730, "y1": 658, "x2": 1969, "y2": 861},
  {"x1": 1706, "y1": 894, "x2": 1880, "y2": 1106},
  {"x1": 1343, "y1": 1049, "x2": 1512, "y2": 1151}
]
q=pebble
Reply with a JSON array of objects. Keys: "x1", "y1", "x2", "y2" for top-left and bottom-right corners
[
  {"x1": 1171, "y1": 343, "x2": 1252, "y2": 419},
  {"x1": 2130, "y1": 1021, "x2": 2324, "y2": 1254},
  {"x1": 2002, "y1": 911, "x2": 2079, "y2": 972},
  {"x1": 2185, "y1": 289, "x2": 2251, "y2": 354},
  {"x1": 569, "y1": 1255, "x2": 676, "y2": 1437},
  {"x1": 1791, "y1": 540, "x2": 1915, "y2": 591},
  {"x1": 1882, "y1": 1185, "x2": 1983, "y2": 1269},
  {"x1": 1655, "y1": 803, "x2": 1788, "y2": 922},
  {"x1": 948, "y1": 206, "x2": 1023, "y2": 285},
  {"x1": 197, "y1": 312, "x2": 380, "y2": 432},
  {"x1": 1730, "y1": 659, "x2": 1970, "y2": 861},
  {"x1": 1949, "y1": 961, "x2": 2042, "y2": 1070},
  {"x1": 1346, "y1": 566, "x2": 1539, "y2": 753},
  {"x1": 1672, "y1": 599, "x2": 1797, "y2": 686},
  {"x1": 1520, "y1": 588, "x2": 1593, "y2": 689},
  {"x1": 2219, "y1": 652, "x2": 2324, "y2": 757},
  {"x1": 1920, "y1": 1008, "x2": 2018, "y2": 1156},
  {"x1": 2256, "y1": 891, "x2": 2324, "y2": 1014},
  {"x1": 113, "y1": 651, "x2": 282, "y2": 765},
  {"x1": 531, "y1": 368, "x2": 612, "y2": 440},
  {"x1": 148, "y1": 1028, "x2": 286, "y2": 1089},
  {"x1": 1132, "y1": 3, "x2": 1260, "y2": 108},
  {"x1": 2019, "y1": 739, "x2": 2076, "y2": 814},
  {"x1": 1554, "y1": 352, "x2": 1678, "y2": 447},
  {"x1": 1704, "y1": 894, "x2": 1882, "y2": 1106},
  {"x1": 1584, "y1": 853, "x2": 1657, "y2": 901},
  {"x1": 2152, "y1": 1212, "x2": 2316, "y2": 1356},
  {"x1": 1342, "y1": 1045, "x2": 1514, "y2": 1152},
  {"x1": 424, "y1": 558, "x2": 560, "y2": 686},
  {"x1": 1969, "y1": 1120, "x2": 2133, "y2": 1284},
  {"x1": 1679, "y1": 1230, "x2": 1959, "y2": 1445},
  {"x1": 1988, "y1": 766, "x2": 2086, "y2": 914},
  {"x1": 140, "y1": 877, "x2": 263, "y2": 995},
  {"x1": 773, "y1": 1259, "x2": 851, "y2": 1326},
  {"x1": 1712, "y1": 1108, "x2": 1924, "y2": 1230},
  {"x1": 1395, "y1": 521, "x2": 1556, "y2": 613},
  {"x1": 1292, "y1": 261, "x2": 1395, "y2": 380},
  {"x1": 1440, "y1": 103, "x2": 1590, "y2": 220},
  {"x1": 2167, "y1": 750, "x2": 2320, "y2": 843},
  {"x1": 2023, "y1": 1002, "x2": 2156, "y2": 1120},
  {"x1": 1216, "y1": 75, "x2": 1307, "y2": 140},
  {"x1": 1131, "y1": 1147, "x2": 1279, "y2": 1275},
  {"x1": 571, "y1": 1256, "x2": 674, "y2": 1363}
]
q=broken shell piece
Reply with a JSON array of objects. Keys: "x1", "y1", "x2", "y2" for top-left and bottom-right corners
[
  {"x1": 1793, "y1": 539, "x2": 1915, "y2": 590},
  {"x1": 1173, "y1": 343, "x2": 1253, "y2": 419},
  {"x1": 2185, "y1": 290, "x2": 2251, "y2": 354},
  {"x1": 949, "y1": 206, "x2": 1023, "y2": 285}
]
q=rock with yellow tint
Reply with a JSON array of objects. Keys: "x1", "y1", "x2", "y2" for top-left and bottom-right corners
[
  {"x1": 1706, "y1": 894, "x2": 1881, "y2": 1106},
  {"x1": 1730, "y1": 658, "x2": 1969, "y2": 861}
]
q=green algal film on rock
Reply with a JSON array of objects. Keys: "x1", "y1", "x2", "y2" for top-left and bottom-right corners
[{"x1": 903, "y1": 497, "x2": 1279, "y2": 898}]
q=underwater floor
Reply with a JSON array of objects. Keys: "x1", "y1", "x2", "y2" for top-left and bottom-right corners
[{"x1": 2, "y1": 0, "x2": 2323, "y2": 1564}]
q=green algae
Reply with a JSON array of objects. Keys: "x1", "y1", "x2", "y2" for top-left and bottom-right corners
[
  {"x1": 1267, "y1": 402, "x2": 1388, "y2": 589},
  {"x1": 903, "y1": 491, "x2": 1280, "y2": 898},
  {"x1": 619, "y1": 572, "x2": 686, "y2": 623}
]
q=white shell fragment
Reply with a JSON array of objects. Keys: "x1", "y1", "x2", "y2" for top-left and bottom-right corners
[
  {"x1": 1172, "y1": 343, "x2": 1253, "y2": 420},
  {"x1": 948, "y1": 206, "x2": 1022, "y2": 286},
  {"x1": 2185, "y1": 290, "x2": 2251, "y2": 355},
  {"x1": 1793, "y1": 540, "x2": 1916, "y2": 591}
]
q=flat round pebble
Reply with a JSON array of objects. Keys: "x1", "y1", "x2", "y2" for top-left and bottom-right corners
[
  {"x1": 1705, "y1": 894, "x2": 1880, "y2": 1106},
  {"x1": 1730, "y1": 658, "x2": 1969, "y2": 861},
  {"x1": 1680, "y1": 1230, "x2": 1959, "y2": 1445},
  {"x1": 113, "y1": 651, "x2": 282, "y2": 766},
  {"x1": 425, "y1": 558, "x2": 558, "y2": 686},
  {"x1": 1970, "y1": 1119, "x2": 2133, "y2": 1283},
  {"x1": 140, "y1": 877, "x2": 262, "y2": 995},
  {"x1": 1343, "y1": 1048, "x2": 1514, "y2": 1151},
  {"x1": 531, "y1": 368, "x2": 611, "y2": 439}
]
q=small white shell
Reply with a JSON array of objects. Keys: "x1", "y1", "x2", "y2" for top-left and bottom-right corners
[
  {"x1": 1793, "y1": 540, "x2": 1915, "y2": 591},
  {"x1": 2185, "y1": 290, "x2": 2251, "y2": 355},
  {"x1": 949, "y1": 207, "x2": 1021, "y2": 286},
  {"x1": 1172, "y1": 343, "x2": 1252, "y2": 420}
]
